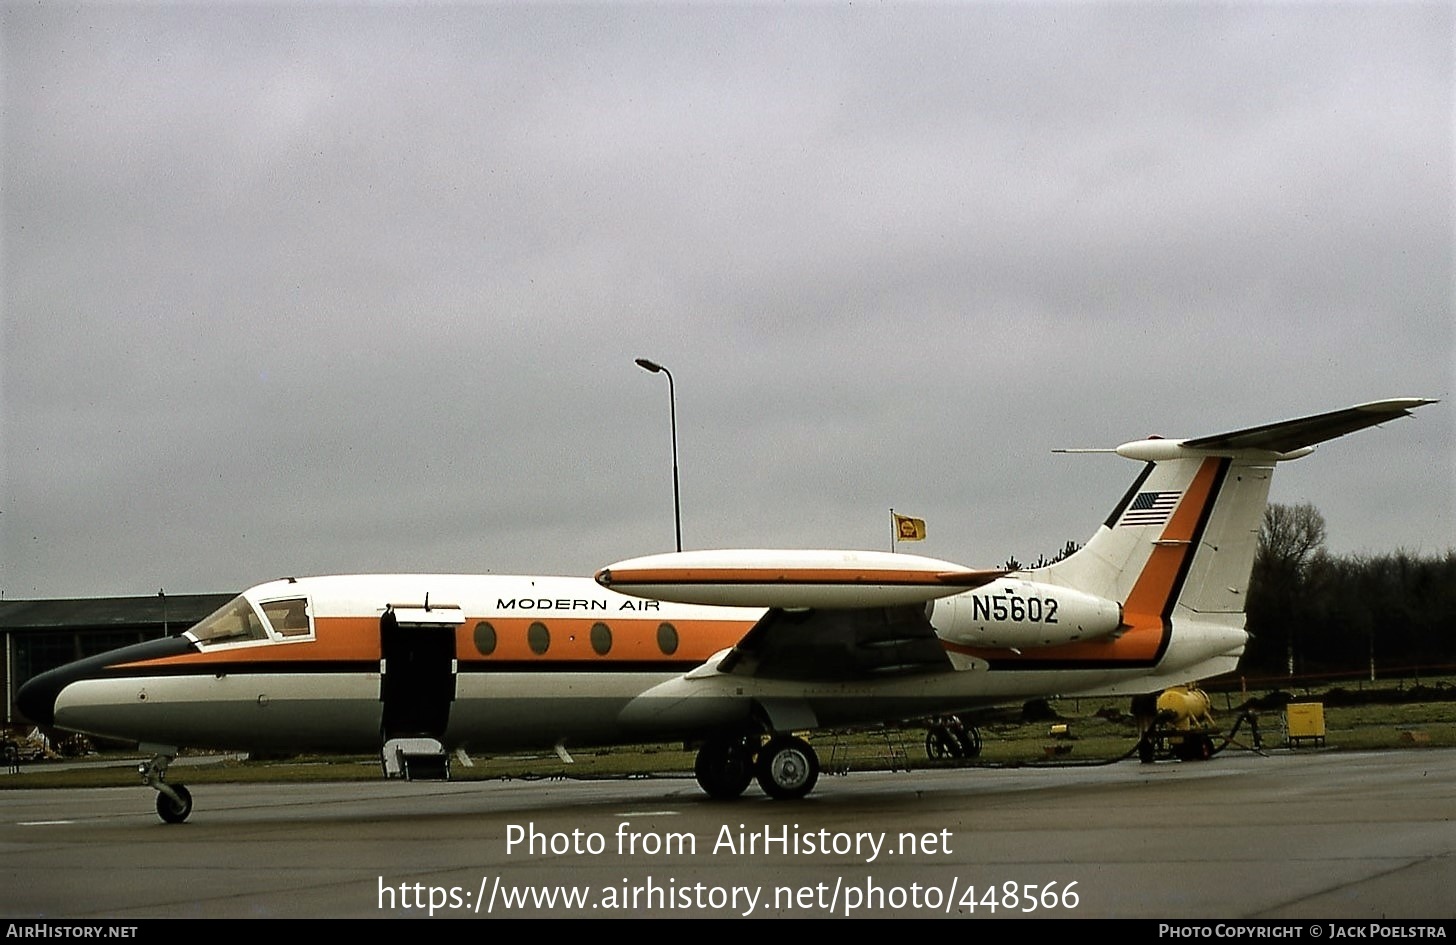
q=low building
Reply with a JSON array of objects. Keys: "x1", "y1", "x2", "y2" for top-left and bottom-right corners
[{"x1": 2, "y1": 593, "x2": 234, "y2": 725}]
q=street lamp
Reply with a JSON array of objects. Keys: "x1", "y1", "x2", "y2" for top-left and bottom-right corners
[{"x1": 634, "y1": 357, "x2": 682, "y2": 552}]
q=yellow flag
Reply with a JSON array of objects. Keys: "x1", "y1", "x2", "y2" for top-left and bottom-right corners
[{"x1": 893, "y1": 513, "x2": 926, "y2": 541}]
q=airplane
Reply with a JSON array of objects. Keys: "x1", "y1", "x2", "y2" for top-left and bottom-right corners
[{"x1": 15, "y1": 398, "x2": 1435, "y2": 823}]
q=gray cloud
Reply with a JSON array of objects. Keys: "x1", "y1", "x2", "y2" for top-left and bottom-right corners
[{"x1": 3, "y1": 2, "x2": 1451, "y2": 598}]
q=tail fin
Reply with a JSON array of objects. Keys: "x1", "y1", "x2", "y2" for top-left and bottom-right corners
[{"x1": 1028, "y1": 399, "x2": 1434, "y2": 680}]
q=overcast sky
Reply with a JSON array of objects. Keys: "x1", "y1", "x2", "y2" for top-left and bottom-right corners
[{"x1": 2, "y1": 2, "x2": 1451, "y2": 600}]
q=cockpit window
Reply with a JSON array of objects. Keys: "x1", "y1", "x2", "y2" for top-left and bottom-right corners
[
  {"x1": 189, "y1": 596, "x2": 268, "y2": 646},
  {"x1": 261, "y1": 598, "x2": 311, "y2": 637}
]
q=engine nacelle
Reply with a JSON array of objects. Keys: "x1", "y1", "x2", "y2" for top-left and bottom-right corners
[{"x1": 930, "y1": 579, "x2": 1122, "y2": 649}]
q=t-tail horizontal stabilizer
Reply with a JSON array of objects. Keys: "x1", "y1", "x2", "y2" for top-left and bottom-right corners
[
  {"x1": 1183, "y1": 397, "x2": 1437, "y2": 454},
  {"x1": 1026, "y1": 397, "x2": 1437, "y2": 692},
  {"x1": 1060, "y1": 398, "x2": 1438, "y2": 462}
]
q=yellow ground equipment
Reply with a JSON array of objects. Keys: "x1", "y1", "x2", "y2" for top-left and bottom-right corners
[
  {"x1": 1284, "y1": 702, "x2": 1326, "y2": 747},
  {"x1": 1134, "y1": 684, "x2": 1219, "y2": 762}
]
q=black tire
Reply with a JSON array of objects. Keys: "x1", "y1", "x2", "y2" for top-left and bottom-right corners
[
  {"x1": 1138, "y1": 736, "x2": 1156, "y2": 764},
  {"x1": 756, "y1": 735, "x2": 819, "y2": 800},
  {"x1": 694, "y1": 737, "x2": 754, "y2": 800},
  {"x1": 156, "y1": 784, "x2": 193, "y2": 824},
  {"x1": 956, "y1": 725, "x2": 983, "y2": 758},
  {"x1": 925, "y1": 728, "x2": 959, "y2": 760}
]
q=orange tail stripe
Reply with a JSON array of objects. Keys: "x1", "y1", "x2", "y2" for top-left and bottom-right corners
[{"x1": 952, "y1": 457, "x2": 1224, "y2": 665}]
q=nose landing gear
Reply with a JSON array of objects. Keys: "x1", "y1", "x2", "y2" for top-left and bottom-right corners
[{"x1": 140, "y1": 750, "x2": 193, "y2": 824}]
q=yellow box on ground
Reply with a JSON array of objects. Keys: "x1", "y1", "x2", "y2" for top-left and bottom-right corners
[{"x1": 1285, "y1": 702, "x2": 1326, "y2": 747}]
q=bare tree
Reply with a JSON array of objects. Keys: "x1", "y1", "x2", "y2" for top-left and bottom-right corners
[
  {"x1": 1251, "y1": 502, "x2": 1328, "y2": 677},
  {"x1": 1258, "y1": 502, "x2": 1328, "y2": 580}
]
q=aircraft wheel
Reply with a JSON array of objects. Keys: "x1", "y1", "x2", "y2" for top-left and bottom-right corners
[
  {"x1": 957, "y1": 724, "x2": 983, "y2": 758},
  {"x1": 756, "y1": 735, "x2": 819, "y2": 800},
  {"x1": 156, "y1": 784, "x2": 193, "y2": 824},
  {"x1": 925, "y1": 728, "x2": 959, "y2": 760},
  {"x1": 694, "y1": 737, "x2": 754, "y2": 800},
  {"x1": 1138, "y1": 736, "x2": 1156, "y2": 764}
]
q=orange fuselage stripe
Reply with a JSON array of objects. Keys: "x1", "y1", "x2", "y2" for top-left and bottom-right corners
[{"x1": 112, "y1": 616, "x2": 757, "y2": 669}]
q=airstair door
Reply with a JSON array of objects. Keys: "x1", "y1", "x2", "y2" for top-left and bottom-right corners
[{"x1": 379, "y1": 604, "x2": 462, "y2": 779}]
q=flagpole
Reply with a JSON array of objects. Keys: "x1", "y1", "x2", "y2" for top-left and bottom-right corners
[{"x1": 889, "y1": 508, "x2": 896, "y2": 553}]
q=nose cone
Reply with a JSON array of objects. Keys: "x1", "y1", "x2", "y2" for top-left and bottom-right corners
[
  {"x1": 15, "y1": 636, "x2": 197, "y2": 730},
  {"x1": 16, "y1": 667, "x2": 61, "y2": 727}
]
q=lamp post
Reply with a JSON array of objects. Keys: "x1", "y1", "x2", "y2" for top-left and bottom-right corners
[{"x1": 634, "y1": 357, "x2": 682, "y2": 552}]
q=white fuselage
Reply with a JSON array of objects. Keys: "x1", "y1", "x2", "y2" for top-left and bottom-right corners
[{"x1": 39, "y1": 572, "x2": 1243, "y2": 754}]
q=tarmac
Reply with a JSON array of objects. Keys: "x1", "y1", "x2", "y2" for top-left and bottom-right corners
[{"x1": 2, "y1": 748, "x2": 1453, "y2": 919}]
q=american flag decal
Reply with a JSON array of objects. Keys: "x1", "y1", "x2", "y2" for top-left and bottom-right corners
[{"x1": 1119, "y1": 491, "x2": 1181, "y2": 527}]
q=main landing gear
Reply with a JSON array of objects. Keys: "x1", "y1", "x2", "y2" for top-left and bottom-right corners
[
  {"x1": 140, "y1": 750, "x2": 193, "y2": 824},
  {"x1": 924, "y1": 715, "x2": 983, "y2": 761},
  {"x1": 693, "y1": 733, "x2": 820, "y2": 801}
]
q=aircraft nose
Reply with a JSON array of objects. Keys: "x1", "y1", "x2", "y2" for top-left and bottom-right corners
[
  {"x1": 15, "y1": 635, "x2": 197, "y2": 729},
  {"x1": 16, "y1": 667, "x2": 62, "y2": 727}
]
